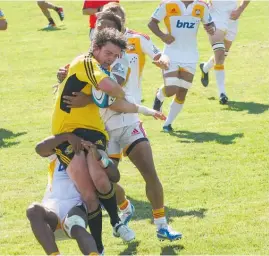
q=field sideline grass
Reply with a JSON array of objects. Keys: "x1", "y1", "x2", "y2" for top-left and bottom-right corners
[{"x1": 0, "y1": 1, "x2": 269, "y2": 255}]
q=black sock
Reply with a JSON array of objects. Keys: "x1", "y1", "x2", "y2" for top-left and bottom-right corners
[
  {"x1": 88, "y1": 205, "x2": 103, "y2": 253},
  {"x1": 48, "y1": 18, "x2": 55, "y2": 25},
  {"x1": 98, "y1": 183, "x2": 120, "y2": 227}
]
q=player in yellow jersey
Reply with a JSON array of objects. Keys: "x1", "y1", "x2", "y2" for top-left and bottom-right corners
[
  {"x1": 0, "y1": 9, "x2": 7, "y2": 30},
  {"x1": 27, "y1": 134, "x2": 102, "y2": 255},
  {"x1": 52, "y1": 28, "x2": 137, "y2": 252}
]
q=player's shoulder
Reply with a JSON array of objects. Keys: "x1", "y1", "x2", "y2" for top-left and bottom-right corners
[{"x1": 126, "y1": 29, "x2": 151, "y2": 41}]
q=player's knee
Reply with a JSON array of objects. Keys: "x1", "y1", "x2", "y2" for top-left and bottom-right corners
[
  {"x1": 37, "y1": 1, "x2": 45, "y2": 8},
  {"x1": 63, "y1": 214, "x2": 86, "y2": 238},
  {"x1": 213, "y1": 43, "x2": 225, "y2": 63},
  {"x1": 26, "y1": 203, "x2": 45, "y2": 221}
]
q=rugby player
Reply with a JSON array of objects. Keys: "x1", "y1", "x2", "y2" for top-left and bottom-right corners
[
  {"x1": 149, "y1": 0, "x2": 216, "y2": 132},
  {"x1": 60, "y1": 5, "x2": 182, "y2": 241},
  {"x1": 0, "y1": 9, "x2": 7, "y2": 30},
  {"x1": 37, "y1": 1, "x2": 64, "y2": 28},
  {"x1": 27, "y1": 134, "x2": 103, "y2": 255},
  {"x1": 200, "y1": 0, "x2": 250, "y2": 104}
]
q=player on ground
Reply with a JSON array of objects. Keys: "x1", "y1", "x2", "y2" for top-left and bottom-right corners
[
  {"x1": 27, "y1": 135, "x2": 103, "y2": 255},
  {"x1": 37, "y1": 1, "x2": 64, "y2": 28},
  {"x1": 149, "y1": 0, "x2": 216, "y2": 132},
  {"x1": 200, "y1": 0, "x2": 250, "y2": 104},
  {"x1": 0, "y1": 9, "x2": 7, "y2": 30},
  {"x1": 61, "y1": 5, "x2": 182, "y2": 241},
  {"x1": 83, "y1": 0, "x2": 119, "y2": 40}
]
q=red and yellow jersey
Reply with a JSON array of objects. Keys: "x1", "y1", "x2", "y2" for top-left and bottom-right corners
[
  {"x1": 152, "y1": 0, "x2": 212, "y2": 63},
  {"x1": 124, "y1": 28, "x2": 161, "y2": 104},
  {"x1": 83, "y1": 0, "x2": 119, "y2": 28},
  {"x1": 52, "y1": 54, "x2": 108, "y2": 139}
]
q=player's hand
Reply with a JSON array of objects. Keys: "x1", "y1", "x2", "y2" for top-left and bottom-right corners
[
  {"x1": 204, "y1": 22, "x2": 216, "y2": 35},
  {"x1": 82, "y1": 141, "x2": 101, "y2": 160},
  {"x1": 153, "y1": 111, "x2": 166, "y2": 121},
  {"x1": 230, "y1": 9, "x2": 242, "y2": 20},
  {"x1": 160, "y1": 34, "x2": 175, "y2": 45},
  {"x1": 63, "y1": 92, "x2": 92, "y2": 108},
  {"x1": 57, "y1": 65, "x2": 69, "y2": 83},
  {"x1": 67, "y1": 133, "x2": 83, "y2": 155},
  {"x1": 153, "y1": 54, "x2": 170, "y2": 70},
  {"x1": 137, "y1": 105, "x2": 166, "y2": 120}
]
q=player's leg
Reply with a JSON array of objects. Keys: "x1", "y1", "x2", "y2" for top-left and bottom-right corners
[
  {"x1": 86, "y1": 149, "x2": 135, "y2": 242},
  {"x1": 63, "y1": 204, "x2": 98, "y2": 255},
  {"x1": 123, "y1": 123, "x2": 181, "y2": 241},
  {"x1": 65, "y1": 152, "x2": 104, "y2": 254},
  {"x1": 153, "y1": 64, "x2": 179, "y2": 112},
  {"x1": 163, "y1": 67, "x2": 194, "y2": 132},
  {"x1": 107, "y1": 131, "x2": 135, "y2": 225},
  {"x1": 26, "y1": 202, "x2": 60, "y2": 255},
  {"x1": 37, "y1": 1, "x2": 64, "y2": 25}
]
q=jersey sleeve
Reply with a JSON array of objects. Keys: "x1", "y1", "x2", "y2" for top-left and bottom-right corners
[
  {"x1": 202, "y1": 4, "x2": 213, "y2": 24},
  {"x1": 151, "y1": 2, "x2": 166, "y2": 22},
  {"x1": 76, "y1": 56, "x2": 108, "y2": 89},
  {"x1": 111, "y1": 54, "x2": 129, "y2": 80},
  {"x1": 83, "y1": 1, "x2": 96, "y2": 9},
  {"x1": 0, "y1": 9, "x2": 5, "y2": 20},
  {"x1": 140, "y1": 35, "x2": 161, "y2": 60}
]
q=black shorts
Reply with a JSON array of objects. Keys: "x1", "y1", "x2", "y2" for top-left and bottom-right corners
[{"x1": 55, "y1": 128, "x2": 107, "y2": 169}]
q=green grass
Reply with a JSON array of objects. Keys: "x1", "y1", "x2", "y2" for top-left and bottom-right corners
[{"x1": 0, "y1": 1, "x2": 269, "y2": 255}]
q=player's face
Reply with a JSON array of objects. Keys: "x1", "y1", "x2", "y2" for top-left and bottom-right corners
[
  {"x1": 94, "y1": 42, "x2": 121, "y2": 68},
  {"x1": 96, "y1": 19, "x2": 117, "y2": 31}
]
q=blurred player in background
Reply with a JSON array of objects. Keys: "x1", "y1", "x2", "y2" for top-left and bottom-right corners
[
  {"x1": 83, "y1": 0, "x2": 119, "y2": 40},
  {"x1": 0, "y1": 9, "x2": 7, "y2": 30},
  {"x1": 37, "y1": 1, "x2": 64, "y2": 28},
  {"x1": 200, "y1": 0, "x2": 250, "y2": 104},
  {"x1": 149, "y1": 0, "x2": 215, "y2": 132}
]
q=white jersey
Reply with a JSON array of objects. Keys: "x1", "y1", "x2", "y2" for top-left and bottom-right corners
[
  {"x1": 100, "y1": 29, "x2": 161, "y2": 131},
  {"x1": 124, "y1": 28, "x2": 161, "y2": 104},
  {"x1": 42, "y1": 155, "x2": 82, "y2": 222},
  {"x1": 152, "y1": 0, "x2": 212, "y2": 63}
]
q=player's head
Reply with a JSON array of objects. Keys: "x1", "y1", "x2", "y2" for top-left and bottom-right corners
[
  {"x1": 92, "y1": 28, "x2": 127, "y2": 68},
  {"x1": 96, "y1": 11, "x2": 122, "y2": 32},
  {"x1": 102, "y1": 2, "x2": 126, "y2": 26}
]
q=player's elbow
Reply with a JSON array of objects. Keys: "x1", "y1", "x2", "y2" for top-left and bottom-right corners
[
  {"x1": 148, "y1": 19, "x2": 155, "y2": 31},
  {"x1": 35, "y1": 142, "x2": 48, "y2": 157},
  {"x1": 111, "y1": 172, "x2": 120, "y2": 183}
]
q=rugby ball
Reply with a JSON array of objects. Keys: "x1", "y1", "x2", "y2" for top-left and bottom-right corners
[{"x1": 92, "y1": 86, "x2": 116, "y2": 108}]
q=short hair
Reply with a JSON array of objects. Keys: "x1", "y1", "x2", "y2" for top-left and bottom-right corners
[
  {"x1": 102, "y1": 2, "x2": 126, "y2": 22},
  {"x1": 96, "y1": 11, "x2": 122, "y2": 32},
  {"x1": 92, "y1": 28, "x2": 127, "y2": 52}
]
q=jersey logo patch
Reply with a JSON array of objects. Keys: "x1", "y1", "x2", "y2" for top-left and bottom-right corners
[
  {"x1": 131, "y1": 128, "x2": 140, "y2": 136},
  {"x1": 65, "y1": 145, "x2": 73, "y2": 155},
  {"x1": 95, "y1": 140, "x2": 104, "y2": 146},
  {"x1": 176, "y1": 20, "x2": 195, "y2": 29},
  {"x1": 127, "y1": 43, "x2": 136, "y2": 51},
  {"x1": 111, "y1": 63, "x2": 125, "y2": 76}
]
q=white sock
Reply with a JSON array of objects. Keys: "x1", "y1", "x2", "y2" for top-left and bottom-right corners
[
  {"x1": 154, "y1": 217, "x2": 168, "y2": 230},
  {"x1": 157, "y1": 87, "x2": 165, "y2": 102},
  {"x1": 214, "y1": 65, "x2": 226, "y2": 95},
  {"x1": 119, "y1": 199, "x2": 131, "y2": 213},
  {"x1": 164, "y1": 100, "x2": 184, "y2": 126},
  {"x1": 203, "y1": 56, "x2": 214, "y2": 73}
]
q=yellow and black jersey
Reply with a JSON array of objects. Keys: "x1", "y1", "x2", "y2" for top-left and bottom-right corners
[{"x1": 52, "y1": 54, "x2": 108, "y2": 139}]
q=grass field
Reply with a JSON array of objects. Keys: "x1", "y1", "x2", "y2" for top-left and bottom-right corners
[{"x1": 0, "y1": 1, "x2": 269, "y2": 255}]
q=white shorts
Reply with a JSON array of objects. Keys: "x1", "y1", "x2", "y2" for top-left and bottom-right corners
[
  {"x1": 210, "y1": 8, "x2": 238, "y2": 41},
  {"x1": 42, "y1": 197, "x2": 85, "y2": 240},
  {"x1": 107, "y1": 122, "x2": 148, "y2": 159},
  {"x1": 89, "y1": 28, "x2": 95, "y2": 40},
  {"x1": 163, "y1": 62, "x2": 196, "y2": 89}
]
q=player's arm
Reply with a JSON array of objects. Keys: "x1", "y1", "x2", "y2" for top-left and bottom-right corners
[
  {"x1": 148, "y1": 3, "x2": 175, "y2": 44},
  {"x1": 82, "y1": 1, "x2": 102, "y2": 15},
  {"x1": 82, "y1": 141, "x2": 120, "y2": 183},
  {"x1": 230, "y1": 1, "x2": 250, "y2": 20},
  {"x1": 35, "y1": 133, "x2": 83, "y2": 157},
  {"x1": 0, "y1": 9, "x2": 7, "y2": 30}
]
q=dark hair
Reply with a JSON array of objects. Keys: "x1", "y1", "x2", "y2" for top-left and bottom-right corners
[
  {"x1": 92, "y1": 28, "x2": 127, "y2": 52},
  {"x1": 96, "y1": 11, "x2": 122, "y2": 32},
  {"x1": 103, "y1": 2, "x2": 126, "y2": 22}
]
